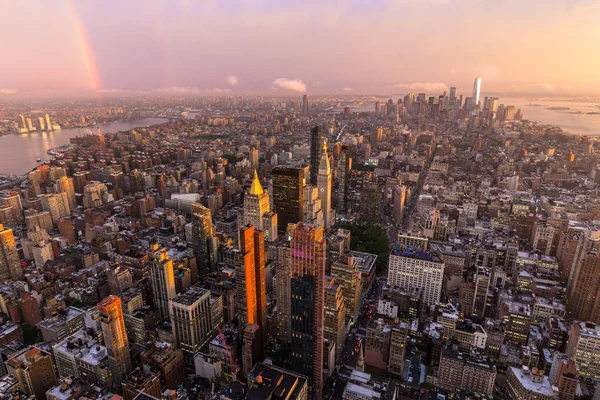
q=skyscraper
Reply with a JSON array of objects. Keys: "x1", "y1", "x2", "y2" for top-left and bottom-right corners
[
  {"x1": 236, "y1": 224, "x2": 267, "y2": 375},
  {"x1": 387, "y1": 249, "x2": 445, "y2": 306},
  {"x1": 337, "y1": 146, "x2": 352, "y2": 214},
  {"x1": 55, "y1": 176, "x2": 77, "y2": 210},
  {"x1": 191, "y1": 203, "x2": 217, "y2": 279},
  {"x1": 472, "y1": 77, "x2": 482, "y2": 106},
  {"x1": 302, "y1": 94, "x2": 309, "y2": 115},
  {"x1": 449, "y1": 87, "x2": 457, "y2": 106},
  {"x1": 331, "y1": 255, "x2": 362, "y2": 319},
  {"x1": 317, "y1": 142, "x2": 333, "y2": 228},
  {"x1": 568, "y1": 251, "x2": 600, "y2": 323},
  {"x1": 97, "y1": 295, "x2": 132, "y2": 387},
  {"x1": 243, "y1": 170, "x2": 278, "y2": 241},
  {"x1": 169, "y1": 284, "x2": 214, "y2": 370},
  {"x1": 149, "y1": 246, "x2": 177, "y2": 321},
  {"x1": 272, "y1": 166, "x2": 305, "y2": 234},
  {"x1": 289, "y1": 223, "x2": 325, "y2": 399},
  {"x1": 45, "y1": 114, "x2": 52, "y2": 131},
  {"x1": 274, "y1": 235, "x2": 292, "y2": 342},
  {"x1": 0, "y1": 224, "x2": 22, "y2": 281},
  {"x1": 1, "y1": 192, "x2": 23, "y2": 224},
  {"x1": 309, "y1": 126, "x2": 322, "y2": 185}
]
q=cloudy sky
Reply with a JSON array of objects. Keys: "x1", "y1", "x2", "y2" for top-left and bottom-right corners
[{"x1": 1, "y1": 0, "x2": 599, "y2": 97}]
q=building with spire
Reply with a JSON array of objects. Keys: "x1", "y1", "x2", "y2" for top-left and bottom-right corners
[
  {"x1": 317, "y1": 142, "x2": 333, "y2": 229},
  {"x1": 243, "y1": 171, "x2": 277, "y2": 242}
]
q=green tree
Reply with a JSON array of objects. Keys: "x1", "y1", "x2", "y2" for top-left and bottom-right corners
[{"x1": 339, "y1": 221, "x2": 389, "y2": 273}]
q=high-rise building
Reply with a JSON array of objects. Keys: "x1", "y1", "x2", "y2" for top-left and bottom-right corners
[
  {"x1": 97, "y1": 295, "x2": 132, "y2": 387},
  {"x1": 472, "y1": 268, "x2": 491, "y2": 317},
  {"x1": 317, "y1": 142, "x2": 333, "y2": 229},
  {"x1": 324, "y1": 276, "x2": 345, "y2": 354},
  {"x1": 45, "y1": 114, "x2": 52, "y2": 131},
  {"x1": 169, "y1": 284, "x2": 214, "y2": 371},
  {"x1": 55, "y1": 176, "x2": 77, "y2": 210},
  {"x1": 249, "y1": 147, "x2": 259, "y2": 171},
  {"x1": 273, "y1": 235, "x2": 292, "y2": 342},
  {"x1": 331, "y1": 255, "x2": 362, "y2": 319},
  {"x1": 272, "y1": 166, "x2": 305, "y2": 234},
  {"x1": 289, "y1": 223, "x2": 325, "y2": 399},
  {"x1": 337, "y1": 146, "x2": 352, "y2": 214},
  {"x1": 568, "y1": 251, "x2": 600, "y2": 323},
  {"x1": 148, "y1": 247, "x2": 177, "y2": 321},
  {"x1": 7, "y1": 347, "x2": 57, "y2": 399},
  {"x1": 472, "y1": 77, "x2": 482, "y2": 106},
  {"x1": 449, "y1": 87, "x2": 457, "y2": 106},
  {"x1": 244, "y1": 170, "x2": 278, "y2": 241},
  {"x1": 191, "y1": 203, "x2": 218, "y2": 279},
  {"x1": 302, "y1": 94, "x2": 309, "y2": 115},
  {"x1": 237, "y1": 224, "x2": 267, "y2": 375},
  {"x1": 1, "y1": 192, "x2": 23, "y2": 224},
  {"x1": 309, "y1": 126, "x2": 322, "y2": 185},
  {"x1": 39, "y1": 192, "x2": 70, "y2": 224},
  {"x1": 0, "y1": 224, "x2": 22, "y2": 281},
  {"x1": 302, "y1": 185, "x2": 323, "y2": 227},
  {"x1": 387, "y1": 249, "x2": 445, "y2": 306}
]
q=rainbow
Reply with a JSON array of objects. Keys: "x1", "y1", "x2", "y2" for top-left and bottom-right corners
[{"x1": 69, "y1": 1, "x2": 101, "y2": 91}]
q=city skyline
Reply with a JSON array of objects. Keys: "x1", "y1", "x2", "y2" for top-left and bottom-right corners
[{"x1": 1, "y1": 0, "x2": 600, "y2": 97}]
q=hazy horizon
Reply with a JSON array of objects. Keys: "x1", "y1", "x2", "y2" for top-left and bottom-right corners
[{"x1": 2, "y1": 0, "x2": 600, "y2": 98}]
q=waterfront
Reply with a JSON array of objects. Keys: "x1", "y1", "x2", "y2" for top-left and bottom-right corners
[{"x1": 0, "y1": 118, "x2": 168, "y2": 176}]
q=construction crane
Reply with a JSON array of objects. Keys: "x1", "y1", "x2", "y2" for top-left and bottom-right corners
[{"x1": 217, "y1": 326, "x2": 239, "y2": 381}]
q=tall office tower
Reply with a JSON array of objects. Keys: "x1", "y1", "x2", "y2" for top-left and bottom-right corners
[
  {"x1": 472, "y1": 77, "x2": 482, "y2": 106},
  {"x1": 55, "y1": 176, "x2": 77, "y2": 210},
  {"x1": 243, "y1": 170, "x2": 278, "y2": 241},
  {"x1": 302, "y1": 94, "x2": 309, "y2": 115},
  {"x1": 289, "y1": 223, "x2": 325, "y2": 399},
  {"x1": 472, "y1": 268, "x2": 491, "y2": 317},
  {"x1": 236, "y1": 225, "x2": 267, "y2": 374},
  {"x1": 26, "y1": 118, "x2": 33, "y2": 132},
  {"x1": 566, "y1": 322, "x2": 600, "y2": 382},
  {"x1": 73, "y1": 171, "x2": 90, "y2": 194},
  {"x1": 37, "y1": 116, "x2": 45, "y2": 131},
  {"x1": 40, "y1": 193, "x2": 70, "y2": 224},
  {"x1": 274, "y1": 236, "x2": 292, "y2": 342},
  {"x1": 272, "y1": 166, "x2": 305, "y2": 235},
  {"x1": 331, "y1": 255, "x2": 362, "y2": 319},
  {"x1": 191, "y1": 203, "x2": 217, "y2": 279},
  {"x1": 371, "y1": 127, "x2": 383, "y2": 146},
  {"x1": 0, "y1": 225, "x2": 22, "y2": 281},
  {"x1": 567, "y1": 251, "x2": 600, "y2": 323},
  {"x1": 375, "y1": 101, "x2": 381, "y2": 115},
  {"x1": 1, "y1": 192, "x2": 23, "y2": 224},
  {"x1": 169, "y1": 284, "x2": 213, "y2": 370},
  {"x1": 97, "y1": 295, "x2": 132, "y2": 387},
  {"x1": 324, "y1": 276, "x2": 346, "y2": 354},
  {"x1": 337, "y1": 146, "x2": 352, "y2": 214},
  {"x1": 309, "y1": 126, "x2": 322, "y2": 185},
  {"x1": 317, "y1": 143, "x2": 333, "y2": 229},
  {"x1": 149, "y1": 247, "x2": 177, "y2": 321},
  {"x1": 302, "y1": 185, "x2": 323, "y2": 227},
  {"x1": 387, "y1": 249, "x2": 445, "y2": 306},
  {"x1": 449, "y1": 87, "x2": 457, "y2": 106},
  {"x1": 45, "y1": 114, "x2": 52, "y2": 131},
  {"x1": 18, "y1": 114, "x2": 26, "y2": 130},
  {"x1": 249, "y1": 147, "x2": 259, "y2": 171}
]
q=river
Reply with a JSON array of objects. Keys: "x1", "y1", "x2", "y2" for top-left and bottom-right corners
[{"x1": 0, "y1": 118, "x2": 169, "y2": 176}]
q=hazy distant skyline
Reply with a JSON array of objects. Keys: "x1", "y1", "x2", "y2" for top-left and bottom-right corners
[{"x1": 2, "y1": 0, "x2": 599, "y2": 97}]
